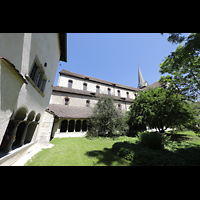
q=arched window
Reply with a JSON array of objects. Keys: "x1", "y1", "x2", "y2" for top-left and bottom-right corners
[
  {"x1": 83, "y1": 83, "x2": 87, "y2": 91},
  {"x1": 65, "y1": 97, "x2": 70, "y2": 105},
  {"x1": 118, "y1": 104, "x2": 121, "y2": 109},
  {"x1": 68, "y1": 80, "x2": 73, "y2": 88},
  {"x1": 117, "y1": 90, "x2": 121, "y2": 97},
  {"x1": 86, "y1": 100, "x2": 90, "y2": 107},
  {"x1": 96, "y1": 85, "x2": 100, "y2": 93},
  {"x1": 126, "y1": 92, "x2": 129, "y2": 98},
  {"x1": 108, "y1": 88, "x2": 111, "y2": 95}
]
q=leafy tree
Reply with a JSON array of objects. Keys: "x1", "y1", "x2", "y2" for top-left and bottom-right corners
[
  {"x1": 127, "y1": 87, "x2": 198, "y2": 134},
  {"x1": 159, "y1": 33, "x2": 200, "y2": 100},
  {"x1": 87, "y1": 95, "x2": 128, "y2": 137}
]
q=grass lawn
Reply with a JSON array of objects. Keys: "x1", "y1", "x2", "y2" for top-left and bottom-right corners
[
  {"x1": 25, "y1": 136, "x2": 137, "y2": 166},
  {"x1": 25, "y1": 130, "x2": 200, "y2": 166}
]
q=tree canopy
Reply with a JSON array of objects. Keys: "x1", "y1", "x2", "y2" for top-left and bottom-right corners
[
  {"x1": 127, "y1": 87, "x2": 198, "y2": 133},
  {"x1": 159, "y1": 33, "x2": 200, "y2": 100},
  {"x1": 87, "y1": 95, "x2": 128, "y2": 137}
]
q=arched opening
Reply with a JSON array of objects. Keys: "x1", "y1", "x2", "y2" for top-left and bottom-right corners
[
  {"x1": 68, "y1": 120, "x2": 75, "y2": 132},
  {"x1": 60, "y1": 120, "x2": 68, "y2": 132},
  {"x1": 35, "y1": 113, "x2": 41, "y2": 122},
  {"x1": 0, "y1": 121, "x2": 15, "y2": 153},
  {"x1": 24, "y1": 122, "x2": 38, "y2": 144},
  {"x1": 12, "y1": 121, "x2": 26, "y2": 149},
  {"x1": 14, "y1": 107, "x2": 27, "y2": 120},
  {"x1": 75, "y1": 120, "x2": 81, "y2": 132},
  {"x1": 82, "y1": 120, "x2": 87, "y2": 132},
  {"x1": 27, "y1": 111, "x2": 35, "y2": 121}
]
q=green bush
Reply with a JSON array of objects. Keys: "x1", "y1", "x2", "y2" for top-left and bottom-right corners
[
  {"x1": 87, "y1": 96, "x2": 128, "y2": 137},
  {"x1": 112, "y1": 141, "x2": 185, "y2": 166},
  {"x1": 138, "y1": 131, "x2": 165, "y2": 150}
]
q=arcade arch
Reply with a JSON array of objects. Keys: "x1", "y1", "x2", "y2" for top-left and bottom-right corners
[
  {"x1": 0, "y1": 107, "x2": 40, "y2": 154},
  {"x1": 59, "y1": 119, "x2": 88, "y2": 133}
]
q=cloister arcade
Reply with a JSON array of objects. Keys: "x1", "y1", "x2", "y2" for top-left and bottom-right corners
[
  {"x1": 60, "y1": 119, "x2": 88, "y2": 133},
  {"x1": 0, "y1": 107, "x2": 40, "y2": 155}
]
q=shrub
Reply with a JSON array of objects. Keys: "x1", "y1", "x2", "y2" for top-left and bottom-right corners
[
  {"x1": 87, "y1": 96, "x2": 128, "y2": 137},
  {"x1": 137, "y1": 131, "x2": 165, "y2": 150},
  {"x1": 112, "y1": 140, "x2": 185, "y2": 166}
]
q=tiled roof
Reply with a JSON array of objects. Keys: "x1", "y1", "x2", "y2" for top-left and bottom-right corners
[
  {"x1": 142, "y1": 81, "x2": 161, "y2": 90},
  {"x1": 48, "y1": 104, "x2": 92, "y2": 119},
  {"x1": 52, "y1": 86, "x2": 134, "y2": 103},
  {"x1": 59, "y1": 69, "x2": 139, "y2": 91}
]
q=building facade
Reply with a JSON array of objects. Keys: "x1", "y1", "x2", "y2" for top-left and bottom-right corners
[
  {"x1": 48, "y1": 69, "x2": 139, "y2": 137},
  {"x1": 0, "y1": 33, "x2": 66, "y2": 165}
]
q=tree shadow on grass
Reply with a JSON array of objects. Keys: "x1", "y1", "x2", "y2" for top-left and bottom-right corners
[
  {"x1": 112, "y1": 141, "x2": 200, "y2": 166},
  {"x1": 166, "y1": 133, "x2": 190, "y2": 143},
  {"x1": 85, "y1": 148, "x2": 130, "y2": 166}
]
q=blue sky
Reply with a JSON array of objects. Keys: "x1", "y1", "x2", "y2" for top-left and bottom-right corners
[{"x1": 54, "y1": 33, "x2": 180, "y2": 88}]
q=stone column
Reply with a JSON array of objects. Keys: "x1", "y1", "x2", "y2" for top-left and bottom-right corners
[
  {"x1": 74, "y1": 120, "x2": 77, "y2": 132},
  {"x1": 80, "y1": 120, "x2": 83, "y2": 132}
]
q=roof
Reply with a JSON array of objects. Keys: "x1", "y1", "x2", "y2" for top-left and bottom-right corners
[
  {"x1": 142, "y1": 81, "x2": 161, "y2": 90},
  {"x1": 59, "y1": 69, "x2": 139, "y2": 91},
  {"x1": 52, "y1": 86, "x2": 134, "y2": 103},
  {"x1": 48, "y1": 104, "x2": 92, "y2": 119},
  {"x1": 58, "y1": 33, "x2": 67, "y2": 62}
]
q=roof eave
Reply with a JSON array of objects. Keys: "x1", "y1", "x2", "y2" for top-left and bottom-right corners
[{"x1": 58, "y1": 33, "x2": 67, "y2": 62}]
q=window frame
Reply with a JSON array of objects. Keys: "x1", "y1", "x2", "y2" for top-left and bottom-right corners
[
  {"x1": 86, "y1": 99, "x2": 90, "y2": 107},
  {"x1": 83, "y1": 83, "x2": 87, "y2": 91},
  {"x1": 68, "y1": 80, "x2": 73, "y2": 88},
  {"x1": 27, "y1": 57, "x2": 47, "y2": 96}
]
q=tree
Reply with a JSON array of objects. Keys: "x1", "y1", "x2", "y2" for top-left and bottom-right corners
[
  {"x1": 127, "y1": 87, "x2": 198, "y2": 134},
  {"x1": 160, "y1": 33, "x2": 200, "y2": 100},
  {"x1": 87, "y1": 95, "x2": 128, "y2": 137}
]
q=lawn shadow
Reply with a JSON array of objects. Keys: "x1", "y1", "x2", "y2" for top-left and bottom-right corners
[
  {"x1": 166, "y1": 133, "x2": 190, "y2": 143},
  {"x1": 85, "y1": 148, "x2": 130, "y2": 166},
  {"x1": 112, "y1": 141, "x2": 200, "y2": 166}
]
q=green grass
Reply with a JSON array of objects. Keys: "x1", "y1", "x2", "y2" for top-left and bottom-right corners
[
  {"x1": 25, "y1": 131, "x2": 200, "y2": 166},
  {"x1": 25, "y1": 136, "x2": 137, "y2": 166}
]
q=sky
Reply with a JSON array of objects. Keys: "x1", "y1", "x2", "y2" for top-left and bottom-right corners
[{"x1": 54, "y1": 33, "x2": 181, "y2": 88}]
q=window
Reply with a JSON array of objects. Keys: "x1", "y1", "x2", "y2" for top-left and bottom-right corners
[
  {"x1": 118, "y1": 104, "x2": 121, "y2": 109},
  {"x1": 96, "y1": 85, "x2": 100, "y2": 93},
  {"x1": 108, "y1": 88, "x2": 111, "y2": 95},
  {"x1": 68, "y1": 80, "x2": 73, "y2": 88},
  {"x1": 126, "y1": 92, "x2": 129, "y2": 98},
  {"x1": 83, "y1": 83, "x2": 87, "y2": 91},
  {"x1": 65, "y1": 97, "x2": 70, "y2": 105},
  {"x1": 117, "y1": 90, "x2": 121, "y2": 97},
  {"x1": 86, "y1": 100, "x2": 90, "y2": 107},
  {"x1": 29, "y1": 60, "x2": 46, "y2": 93}
]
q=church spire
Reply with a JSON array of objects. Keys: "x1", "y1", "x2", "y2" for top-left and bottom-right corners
[{"x1": 138, "y1": 65, "x2": 148, "y2": 89}]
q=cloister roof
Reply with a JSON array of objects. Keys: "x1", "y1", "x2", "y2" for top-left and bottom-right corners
[{"x1": 48, "y1": 104, "x2": 92, "y2": 119}]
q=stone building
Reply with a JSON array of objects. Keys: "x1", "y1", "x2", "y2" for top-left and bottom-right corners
[
  {"x1": 0, "y1": 33, "x2": 66, "y2": 165},
  {"x1": 48, "y1": 69, "x2": 139, "y2": 137}
]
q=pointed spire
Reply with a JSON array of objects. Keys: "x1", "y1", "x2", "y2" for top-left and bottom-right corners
[{"x1": 138, "y1": 65, "x2": 148, "y2": 89}]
